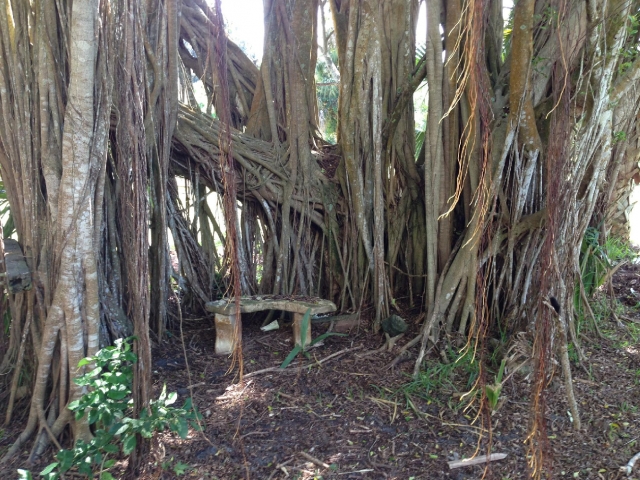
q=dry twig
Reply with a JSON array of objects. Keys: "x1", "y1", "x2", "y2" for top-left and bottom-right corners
[
  {"x1": 448, "y1": 453, "x2": 507, "y2": 469},
  {"x1": 299, "y1": 451, "x2": 331, "y2": 469},
  {"x1": 621, "y1": 451, "x2": 640, "y2": 476},
  {"x1": 243, "y1": 346, "x2": 362, "y2": 378}
]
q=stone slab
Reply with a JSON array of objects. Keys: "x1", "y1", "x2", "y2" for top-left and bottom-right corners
[{"x1": 206, "y1": 296, "x2": 336, "y2": 315}]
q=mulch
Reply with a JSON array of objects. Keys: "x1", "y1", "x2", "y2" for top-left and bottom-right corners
[{"x1": 2, "y1": 266, "x2": 640, "y2": 479}]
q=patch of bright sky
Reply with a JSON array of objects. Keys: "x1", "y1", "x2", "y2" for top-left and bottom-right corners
[
  {"x1": 220, "y1": 0, "x2": 514, "y2": 138},
  {"x1": 220, "y1": 0, "x2": 264, "y2": 64},
  {"x1": 220, "y1": 0, "x2": 514, "y2": 68}
]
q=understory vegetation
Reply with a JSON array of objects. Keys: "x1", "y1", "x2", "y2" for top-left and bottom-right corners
[
  {"x1": 0, "y1": 0, "x2": 639, "y2": 478},
  {"x1": 18, "y1": 339, "x2": 202, "y2": 480}
]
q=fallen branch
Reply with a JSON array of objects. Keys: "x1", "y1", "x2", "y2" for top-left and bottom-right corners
[
  {"x1": 610, "y1": 309, "x2": 629, "y2": 330},
  {"x1": 267, "y1": 458, "x2": 294, "y2": 480},
  {"x1": 186, "y1": 382, "x2": 206, "y2": 389},
  {"x1": 619, "y1": 314, "x2": 640, "y2": 324},
  {"x1": 337, "y1": 469, "x2": 374, "y2": 475},
  {"x1": 299, "y1": 451, "x2": 330, "y2": 469},
  {"x1": 621, "y1": 451, "x2": 640, "y2": 476},
  {"x1": 388, "y1": 333, "x2": 424, "y2": 368},
  {"x1": 448, "y1": 453, "x2": 507, "y2": 469},
  {"x1": 243, "y1": 345, "x2": 363, "y2": 378},
  {"x1": 600, "y1": 260, "x2": 628, "y2": 287},
  {"x1": 358, "y1": 333, "x2": 404, "y2": 358}
]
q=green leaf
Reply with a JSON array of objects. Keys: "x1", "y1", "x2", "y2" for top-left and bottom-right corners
[
  {"x1": 122, "y1": 434, "x2": 137, "y2": 455},
  {"x1": 173, "y1": 462, "x2": 190, "y2": 475},
  {"x1": 310, "y1": 332, "x2": 347, "y2": 346},
  {"x1": 485, "y1": 384, "x2": 502, "y2": 409},
  {"x1": 177, "y1": 417, "x2": 189, "y2": 439},
  {"x1": 40, "y1": 463, "x2": 58, "y2": 476},
  {"x1": 158, "y1": 384, "x2": 167, "y2": 403},
  {"x1": 42, "y1": 338, "x2": 219, "y2": 480},
  {"x1": 88, "y1": 408, "x2": 100, "y2": 425},
  {"x1": 56, "y1": 450, "x2": 75, "y2": 472},
  {"x1": 166, "y1": 391, "x2": 178, "y2": 406},
  {"x1": 114, "y1": 423, "x2": 129, "y2": 436},
  {"x1": 87, "y1": 366, "x2": 103, "y2": 378},
  {"x1": 190, "y1": 419, "x2": 204, "y2": 431},
  {"x1": 106, "y1": 386, "x2": 129, "y2": 400},
  {"x1": 74, "y1": 376, "x2": 92, "y2": 387},
  {"x1": 103, "y1": 444, "x2": 119, "y2": 454},
  {"x1": 78, "y1": 461, "x2": 93, "y2": 476},
  {"x1": 495, "y1": 359, "x2": 506, "y2": 384},
  {"x1": 77, "y1": 358, "x2": 92, "y2": 368},
  {"x1": 280, "y1": 346, "x2": 302, "y2": 369},
  {"x1": 101, "y1": 410, "x2": 113, "y2": 426}
]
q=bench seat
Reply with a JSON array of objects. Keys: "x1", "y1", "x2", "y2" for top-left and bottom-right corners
[{"x1": 205, "y1": 296, "x2": 337, "y2": 355}]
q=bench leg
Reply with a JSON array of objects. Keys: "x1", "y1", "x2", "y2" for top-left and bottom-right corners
[
  {"x1": 292, "y1": 312, "x2": 312, "y2": 348},
  {"x1": 215, "y1": 313, "x2": 240, "y2": 355}
]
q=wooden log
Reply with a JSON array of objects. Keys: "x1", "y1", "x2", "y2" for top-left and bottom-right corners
[
  {"x1": 3, "y1": 239, "x2": 31, "y2": 294},
  {"x1": 448, "y1": 453, "x2": 507, "y2": 469}
]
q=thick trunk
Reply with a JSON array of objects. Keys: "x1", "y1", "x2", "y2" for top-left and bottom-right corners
[
  {"x1": 1, "y1": 0, "x2": 640, "y2": 475},
  {"x1": 0, "y1": 0, "x2": 113, "y2": 460}
]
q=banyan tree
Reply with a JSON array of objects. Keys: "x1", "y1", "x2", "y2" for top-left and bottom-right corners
[{"x1": 0, "y1": 0, "x2": 639, "y2": 476}]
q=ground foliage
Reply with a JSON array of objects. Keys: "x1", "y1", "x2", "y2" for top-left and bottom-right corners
[
  {"x1": 0, "y1": 0, "x2": 640, "y2": 477},
  {"x1": 2, "y1": 269, "x2": 640, "y2": 479}
]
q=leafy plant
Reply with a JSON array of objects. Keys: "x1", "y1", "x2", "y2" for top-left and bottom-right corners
[
  {"x1": 171, "y1": 460, "x2": 191, "y2": 476},
  {"x1": 580, "y1": 228, "x2": 636, "y2": 297},
  {"x1": 485, "y1": 359, "x2": 506, "y2": 410},
  {"x1": 575, "y1": 229, "x2": 637, "y2": 335},
  {"x1": 280, "y1": 309, "x2": 346, "y2": 369},
  {"x1": 26, "y1": 337, "x2": 201, "y2": 480},
  {"x1": 401, "y1": 348, "x2": 479, "y2": 403},
  {"x1": 613, "y1": 131, "x2": 627, "y2": 143}
]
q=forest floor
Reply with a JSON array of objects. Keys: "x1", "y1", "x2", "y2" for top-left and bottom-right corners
[{"x1": 2, "y1": 266, "x2": 640, "y2": 479}]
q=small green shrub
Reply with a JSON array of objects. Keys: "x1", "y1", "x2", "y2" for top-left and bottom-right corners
[
  {"x1": 20, "y1": 337, "x2": 201, "y2": 480},
  {"x1": 579, "y1": 228, "x2": 635, "y2": 297},
  {"x1": 576, "y1": 228, "x2": 637, "y2": 334},
  {"x1": 485, "y1": 359, "x2": 506, "y2": 410},
  {"x1": 401, "y1": 348, "x2": 479, "y2": 403}
]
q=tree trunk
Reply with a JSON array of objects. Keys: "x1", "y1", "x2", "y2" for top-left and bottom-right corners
[
  {"x1": 0, "y1": 0, "x2": 113, "y2": 460},
  {"x1": 1, "y1": 1, "x2": 639, "y2": 476}
]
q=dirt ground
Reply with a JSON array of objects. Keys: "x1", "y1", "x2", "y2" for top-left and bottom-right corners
[{"x1": 2, "y1": 266, "x2": 640, "y2": 480}]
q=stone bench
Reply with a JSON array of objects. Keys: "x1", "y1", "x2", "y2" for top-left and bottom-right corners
[{"x1": 205, "y1": 296, "x2": 337, "y2": 355}]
